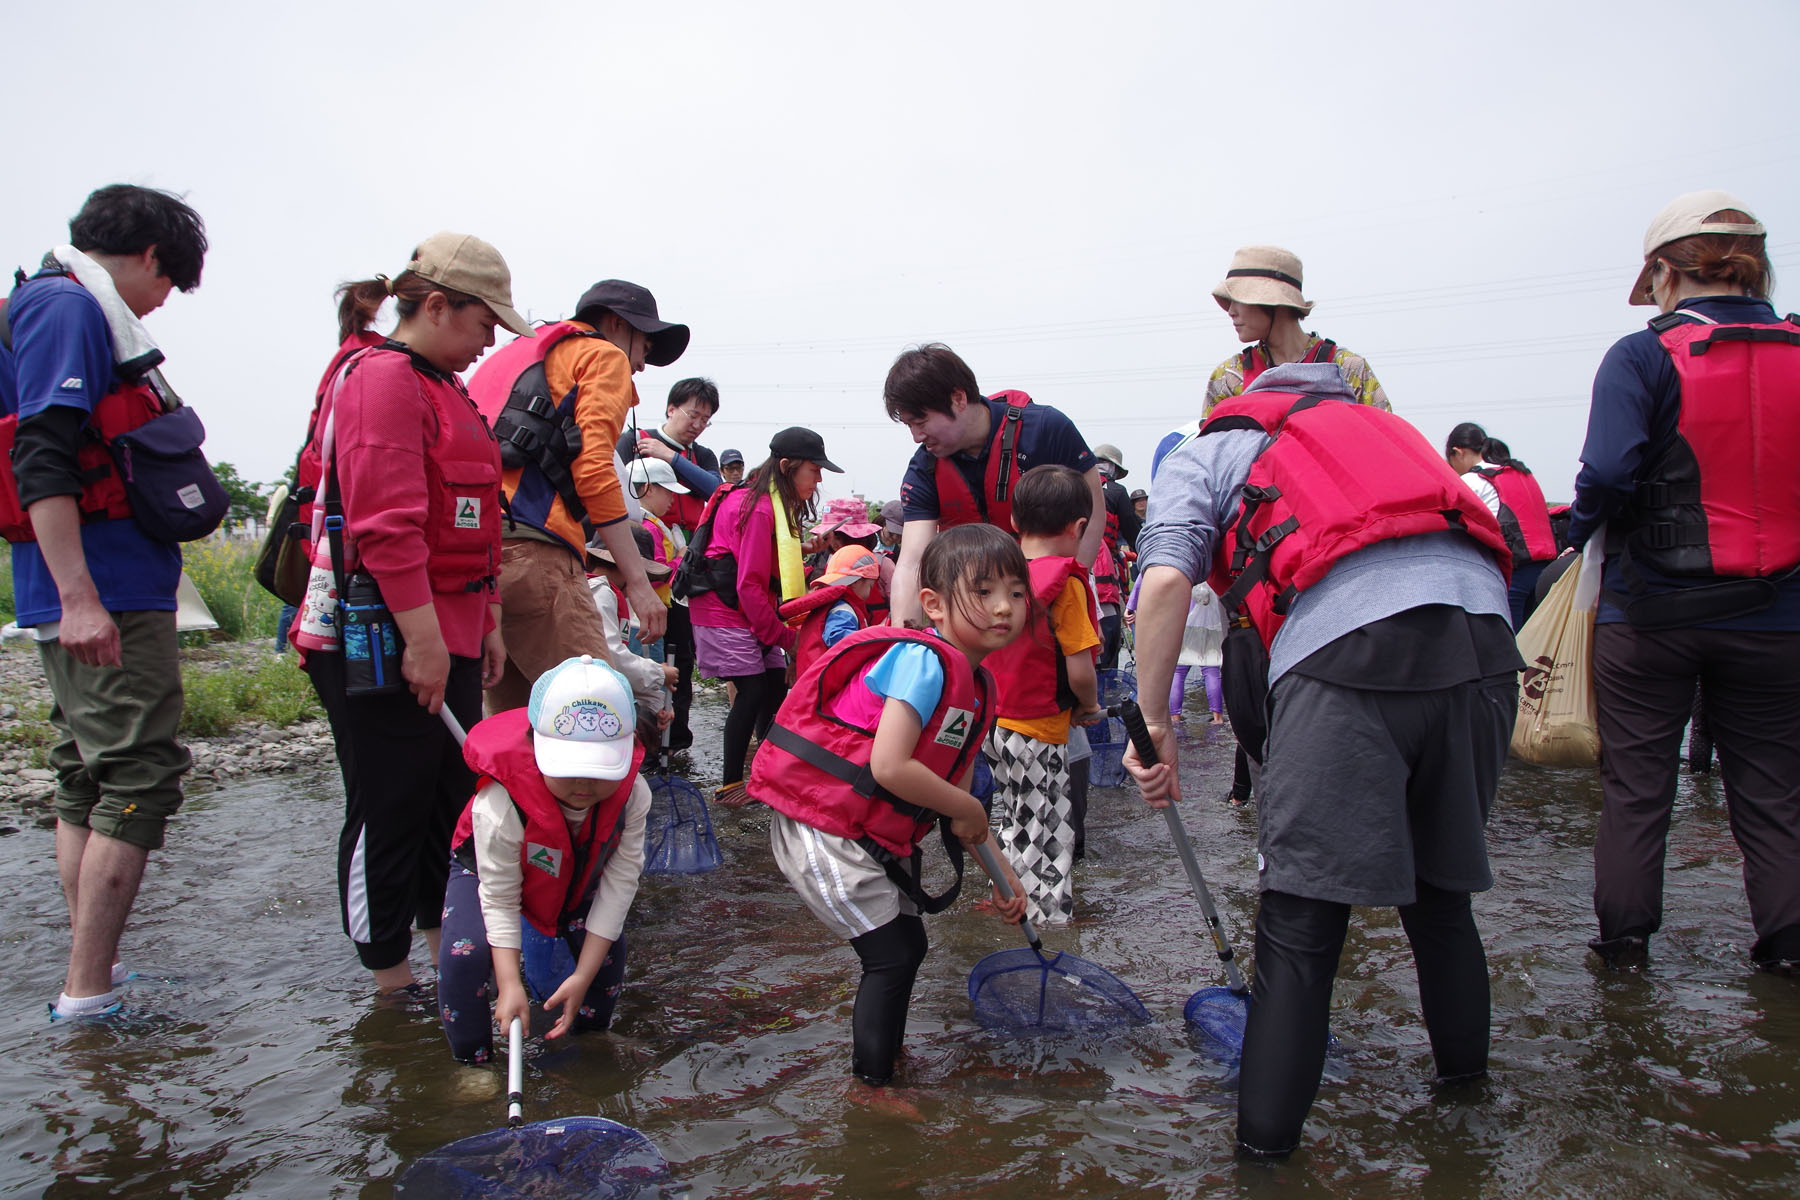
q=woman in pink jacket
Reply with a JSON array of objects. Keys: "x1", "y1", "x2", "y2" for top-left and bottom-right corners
[
  {"x1": 296, "y1": 233, "x2": 532, "y2": 997},
  {"x1": 690, "y1": 427, "x2": 841, "y2": 805}
]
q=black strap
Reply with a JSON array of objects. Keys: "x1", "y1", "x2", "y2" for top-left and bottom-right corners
[
  {"x1": 1226, "y1": 267, "x2": 1303, "y2": 289},
  {"x1": 1307, "y1": 338, "x2": 1338, "y2": 363},
  {"x1": 1689, "y1": 326, "x2": 1800, "y2": 354},
  {"x1": 855, "y1": 822, "x2": 966, "y2": 915},
  {"x1": 993, "y1": 404, "x2": 1026, "y2": 504},
  {"x1": 764, "y1": 722, "x2": 932, "y2": 822}
]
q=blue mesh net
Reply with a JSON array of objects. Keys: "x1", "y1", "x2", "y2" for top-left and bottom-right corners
[
  {"x1": 642, "y1": 773, "x2": 722, "y2": 875},
  {"x1": 969, "y1": 946, "x2": 1151, "y2": 1034},
  {"x1": 395, "y1": 1116, "x2": 675, "y2": 1199},
  {"x1": 1098, "y1": 669, "x2": 1137, "y2": 708},
  {"x1": 1085, "y1": 717, "x2": 1130, "y2": 788},
  {"x1": 1184, "y1": 986, "x2": 1249, "y2": 1065}
]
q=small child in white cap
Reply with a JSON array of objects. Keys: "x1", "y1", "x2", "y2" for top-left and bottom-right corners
[{"x1": 437, "y1": 656, "x2": 652, "y2": 1063}]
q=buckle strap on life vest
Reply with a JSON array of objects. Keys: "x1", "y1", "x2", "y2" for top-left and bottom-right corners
[
  {"x1": 1687, "y1": 325, "x2": 1800, "y2": 354},
  {"x1": 764, "y1": 722, "x2": 933, "y2": 823},
  {"x1": 993, "y1": 403, "x2": 1026, "y2": 504},
  {"x1": 855, "y1": 821, "x2": 965, "y2": 915}
]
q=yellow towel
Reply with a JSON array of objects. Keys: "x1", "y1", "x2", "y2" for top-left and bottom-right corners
[{"x1": 770, "y1": 477, "x2": 806, "y2": 602}]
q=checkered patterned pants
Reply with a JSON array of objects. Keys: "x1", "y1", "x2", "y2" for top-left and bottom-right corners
[{"x1": 985, "y1": 726, "x2": 1074, "y2": 925}]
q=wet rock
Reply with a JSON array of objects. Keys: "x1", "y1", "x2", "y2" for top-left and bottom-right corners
[{"x1": 34, "y1": 813, "x2": 56, "y2": 829}]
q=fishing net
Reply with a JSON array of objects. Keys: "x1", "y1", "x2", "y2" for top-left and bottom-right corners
[
  {"x1": 395, "y1": 1116, "x2": 674, "y2": 1199},
  {"x1": 969, "y1": 946, "x2": 1151, "y2": 1034},
  {"x1": 642, "y1": 773, "x2": 722, "y2": 875},
  {"x1": 1098, "y1": 668, "x2": 1137, "y2": 709},
  {"x1": 1184, "y1": 986, "x2": 1249, "y2": 1064},
  {"x1": 1085, "y1": 717, "x2": 1130, "y2": 788}
]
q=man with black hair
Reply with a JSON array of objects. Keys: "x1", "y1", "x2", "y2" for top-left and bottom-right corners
[
  {"x1": 618, "y1": 376, "x2": 721, "y2": 750},
  {"x1": 469, "y1": 279, "x2": 688, "y2": 714},
  {"x1": 885, "y1": 343, "x2": 1104, "y2": 628},
  {"x1": 2, "y1": 184, "x2": 209, "y2": 1021}
]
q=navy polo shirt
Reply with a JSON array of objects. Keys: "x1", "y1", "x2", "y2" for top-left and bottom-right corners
[
  {"x1": 5, "y1": 274, "x2": 181, "y2": 624},
  {"x1": 898, "y1": 396, "x2": 1095, "y2": 524}
]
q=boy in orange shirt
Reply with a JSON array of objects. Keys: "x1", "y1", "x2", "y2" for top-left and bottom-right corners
[{"x1": 981, "y1": 465, "x2": 1103, "y2": 924}]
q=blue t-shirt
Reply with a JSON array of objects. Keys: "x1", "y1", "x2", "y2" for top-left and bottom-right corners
[
  {"x1": 898, "y1": 397, "x2": 1096, "y2": 524},
  {"x1": 5, "y1": 274, "x2": 181, "y2": 623},
  {"x1": 821, "y1": 599, "x2": 861, "y2": 651}
]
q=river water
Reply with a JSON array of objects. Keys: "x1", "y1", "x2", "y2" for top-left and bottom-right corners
[{"x1": 2, "y1": 696, "x2": 1796, "y2": 1198}]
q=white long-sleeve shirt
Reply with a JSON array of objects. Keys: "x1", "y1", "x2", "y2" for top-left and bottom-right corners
[
  {"x1": 469, "y1": 775, "x2": 651, "y2": 949},
  {"x1": 589, "y1": 576, "x2": 669, "y2": 709}
]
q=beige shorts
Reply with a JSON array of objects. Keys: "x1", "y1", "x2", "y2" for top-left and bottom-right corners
[{"x1": 769, "y1": 811, "x2": 917, "y2": 941}]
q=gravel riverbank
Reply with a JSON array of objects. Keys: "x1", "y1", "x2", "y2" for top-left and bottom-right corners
[{"x1": 0, "y1": 639, "x2": 335, "y2": 832}]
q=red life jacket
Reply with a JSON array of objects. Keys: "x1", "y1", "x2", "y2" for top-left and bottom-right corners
[
  {"x1": 1238, "y1": 337, "x2": 1338, "y2": 389},
  {"x1": 452, "y1": 708, "x2": 647, "y2": 937},
  {"x1": 468, "y1": 321, "x2": 622, "y2": 554},
  {"x1": 654, "y1": 437, "x2": 712, "y2": 535},
  {"x1": 1471, "y1": 464, "x2": 1557, "y2": 565},
  {"x1": 313, "y1": 347, "x2": 504, "y2": 595},
  {"x1": 934, "y1": 389, "x2": 1033, "y2": 533},
  {"x1": 749, "y1": 626, "x2": 992, "y2": 860},
  {"x1": 1201, "y1": 391, "x2": 1512, "y2": 648},
  {"x1": 780, "y1": 582, "x2": 872, "y2": 676},
  {"x1": 1618, "y1": 313, "x2": 1800, "y2": 577},
  {"x1": 984, "y1": 554, "x2": 1096, "y2": 721},
  {"x1": 292, "y1": 331, "x2": 386, "y2": 535},
  {"x1": 1093, "y1": 539, "x2": 1122, "y2": 607},
  {"x1": 0, "y1": 271, "x2": 173, "y2": 543}
]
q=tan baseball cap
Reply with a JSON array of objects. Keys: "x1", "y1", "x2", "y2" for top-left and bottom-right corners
[
  {"x1": 405, "y1": 232, "x2": 535, "y2": 337},
  {"x1": 1628, "y1": 190, "x2": 1766, "y2": 306},
  {"x1": 1212, "y1": 245, "x2": 1313, "y2": 315}
]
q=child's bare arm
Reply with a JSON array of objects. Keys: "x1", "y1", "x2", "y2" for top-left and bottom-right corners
[
  {"x1": 1065, "y1": 649, "x2": 1102, "y2": 721},
  {"x1": 869, "y1": 697, "x2": 988, "y2": 843}
]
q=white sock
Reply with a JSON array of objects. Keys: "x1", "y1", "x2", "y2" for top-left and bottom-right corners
[
  {"x1": 111, "y1": 962, "x2": 130, "y2": 986},
  {"x1": 54, "y1": 990, "x2": 120, "y2": 1017}
]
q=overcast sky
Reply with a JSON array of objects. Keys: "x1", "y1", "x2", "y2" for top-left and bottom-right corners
[{"x1": 8, "y1": 1, "x2": 1797, "y2": 508}]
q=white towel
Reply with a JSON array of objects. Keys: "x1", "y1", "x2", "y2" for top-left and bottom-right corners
[{"x1": 48, "y1": 245, "x2": 180, "y2": 408}]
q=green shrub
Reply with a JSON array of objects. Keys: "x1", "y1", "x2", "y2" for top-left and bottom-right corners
[
  {"x1": 181, "y1": 656, "x2": 320, "y2": 737},
  {"x1": 0, "y1": 555, "x2": 13, "y2": 625},
  {"x1": 183, "y1": 538, "x2": 281, "y2": 643}
]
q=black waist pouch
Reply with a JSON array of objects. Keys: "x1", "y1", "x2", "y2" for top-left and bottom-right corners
[
  {"x1": 1220, "y1": 617, "x2": 1271, "y2": 764},
  {"x1": 111, "y1": 406, "x2": 230, "y2": 542}
]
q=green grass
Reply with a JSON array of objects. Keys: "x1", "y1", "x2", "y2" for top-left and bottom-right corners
[
  {"x1": 180, "y1": 655, "x2": 321, "y2": 737},
  {"x1": 0, "y1": 555, "x2": 13, "y2": 625},
  {"x1": 182, "y1": 537, "x2": 282, "y2": 644}
]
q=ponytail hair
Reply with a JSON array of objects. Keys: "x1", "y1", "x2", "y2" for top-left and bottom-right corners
[
  {"x1": 334, "y1": 269, "x2": 484, "y2": 343},
  {"x1": 1654, "y1": 208, "x2": 1775, "y2": 299},
  {"x1": 1482, "y1": 437, "x2": 1531, "y2": 475}
]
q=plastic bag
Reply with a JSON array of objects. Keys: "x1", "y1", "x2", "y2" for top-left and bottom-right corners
[{"x1": 1510, "y1": 532, "x2": 1604, "y2": 767}]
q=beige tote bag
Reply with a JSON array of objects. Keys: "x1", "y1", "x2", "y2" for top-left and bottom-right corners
[{"x1": 1510, "y1": 531, "x2": 1604, "y2": 768}]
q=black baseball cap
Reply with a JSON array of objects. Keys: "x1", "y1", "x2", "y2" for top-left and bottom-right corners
[
  {"x1": 720, "y1": 448, "x2": 744, "y2": 467},
  {"x1": 770, "y1": 427, "x2": 843, "y2": 472},
  {"x1": 573, "y1": 280, "x2": 690, "y2": 366}
]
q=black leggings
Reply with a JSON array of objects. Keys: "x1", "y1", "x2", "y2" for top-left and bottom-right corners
[
  {"x1": 848, "y1": 914, "x2": 928, "y2": 1085},
  {"x1": 722, "y1": 667, "x2": 787, "y2": 783},
  {"x1": 1237, "y1": 882, "x2": 1489, "y2": 1157}
]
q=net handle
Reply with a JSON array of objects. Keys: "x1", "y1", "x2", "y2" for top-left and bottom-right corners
[
  {"x1": 507, "y1": 1016, "x2": 525, "y2": 1127},
  {"x1": 1118, "y1": 700, "x2": 1248, "y2": 994},
  {"x1": 973, "y1": 840, "x2": 1042, "y2": 952},
  {"x1": 440, "y1": 706, "x2": 468, "y2": 746}
]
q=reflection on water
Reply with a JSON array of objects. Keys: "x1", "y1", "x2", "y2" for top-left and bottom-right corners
[{"x1": 1, "y1": 703, "x2": 1796, "y2": 1197}]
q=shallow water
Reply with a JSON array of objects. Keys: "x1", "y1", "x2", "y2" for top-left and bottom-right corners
[{"x1": 2, "y1": 695, "x2": 1797, "y2": 1198}]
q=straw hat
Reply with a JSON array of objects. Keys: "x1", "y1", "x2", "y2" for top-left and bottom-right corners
[{"x1": 1211, "y1": 245, "x2": 1313, "y2": 315}]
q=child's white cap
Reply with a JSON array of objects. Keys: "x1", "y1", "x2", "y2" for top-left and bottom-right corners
[{"x1": 527, "y1": 655, "x2": 636, "y2": 780}]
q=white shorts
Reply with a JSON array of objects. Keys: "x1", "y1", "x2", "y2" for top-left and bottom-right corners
[{"x1": 769, "y1": 811, "x2": 918, "y2": 941}]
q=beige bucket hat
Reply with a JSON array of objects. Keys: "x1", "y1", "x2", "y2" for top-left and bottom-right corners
[
  {"x1": 405, "y1": 232, "x2": 535, "y2": 337},
  {"x1": 1628, "y1": 190, "x2": 1766, "y2": 306},
  {"x1": 1212, "y1": 245, "x2": 1313, "y2": 315}
]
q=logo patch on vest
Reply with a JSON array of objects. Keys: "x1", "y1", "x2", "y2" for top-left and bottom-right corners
[
  {"x1": 455, "y1": 497, "x2": 481, "y2": 528},
  {"x1": 526, "y1": 843, "x2": 562, "y2": 878},
  {"x1": 934, "y1": 707, "x2": 976, "y2": 748}
]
